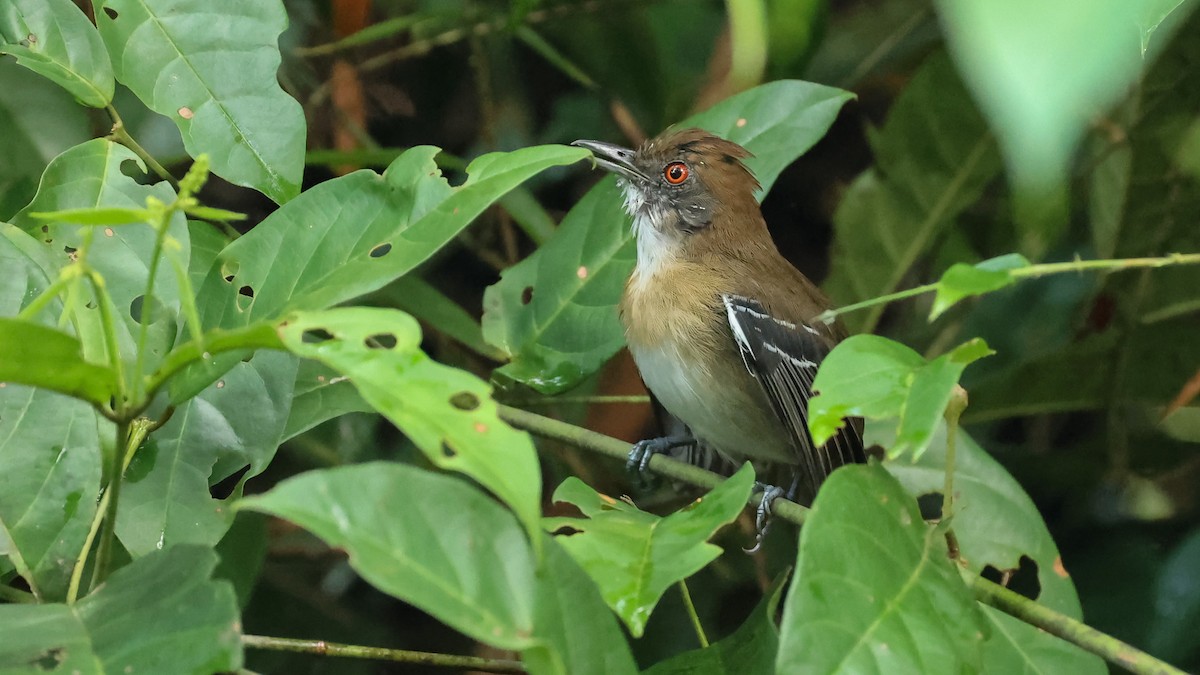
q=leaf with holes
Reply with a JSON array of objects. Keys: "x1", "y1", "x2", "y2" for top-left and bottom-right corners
[
  {"x1": 11, "y1": 139, "x2": 188, "y2": 381},
  {"x1": 483, "y1": 80, "x2": 854, "y2": 394},
  {"x1": 929, "y1": 253, "x2": 1031, "y2": 320},
  {"x1": 93, "y1": 0, "x2": 304, "y2": 203},
  {"x1": 777, "y1": 464, "x2": 985, "y2": 673},
  {"x1": 275, "y1": 307, "x2": 543, "y2": 549},
  {"x1": 822, "y1": 53, "x2": 1001, "y2": 333},
  {"x1": 0, "y1": 387, "x2": 103, "y2": 602},
  {"x1": 239, "y1": 463, "x2": 537, "y2": 651},
  {"x1": 0, "y1": 318, "x2": 118, "y2": 406},
  {"x1": 808, "y1": 335, "x2": 993, "y2": 459},
  {"x1": 543, "y1": 464, "x2": 754, "y2": 636},
  {"x1": 197, "y1": 144, "x2": 588, "y2": 330},
  {"x1": 883, "y1": 424, "x2": 1105, "y2": 674},
  {"x1": 0, "y1": 546, "x2": 241, "y2": 673},
  {"x1": 0, "y1": 0, "x2": 114, "y2": 107}
]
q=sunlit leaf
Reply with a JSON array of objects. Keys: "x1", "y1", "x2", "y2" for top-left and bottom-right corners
[
  {"x1": 276, "y1": 308, "x2": 543, "y2": 548},
  {"x1": 0, "y1": 318, "x2": 117, "y2": 405},
  {"x1": 808, "y1": 335, "x2": 993, "y2": 458},
  {"x1": 544, "y1": 464, "x2": 754, "y2": 636},
  {"x1": 929, "y1": 254, "x2": 1031, "y2": 320}
]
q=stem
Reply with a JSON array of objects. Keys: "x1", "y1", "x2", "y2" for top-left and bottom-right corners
[
  {"x1": 16, "y1": 269, "x2": 79, "y2": 322},
  {"x1": 942, "y1": 385, "x2": 967, "y2": 524},
  {"x1": 502, "y1": 395, "x2": 652, "y2": 406},
  {"x1": 678, "y1": 580, "x2": 710, "y2": 648},
  {"x1": 90, "y1": 418, "x2": 152, "y2": 589},
  {"x1": 818, "y1": 252, "x2": 1200, "y2": 325},
  {"x1": 241, "y1": 635, "x2": 526, "y2": 673},
  {"x1": 133, "y1": 212, "x2": 172, "y2": 400},
  {"x1": 970, "y1": 576, "x2": 1187, "y2": 675},
  {"x1": 502, "y1": 406, "x2": 1187, "y2": 675},
  {"x1": 106, "y1": 105, "x2": 178, "y2": 188},
  {"x1": 86, "y1": 271, "x2": 127, "y2": 406},
  {"x1": 497, "y1": 405, "x2": 809, "y2": 526}
]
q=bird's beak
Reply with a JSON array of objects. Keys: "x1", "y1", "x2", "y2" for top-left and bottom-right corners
[{"x1": 571, "y1": 139, "x2": 647, "y2": 182}]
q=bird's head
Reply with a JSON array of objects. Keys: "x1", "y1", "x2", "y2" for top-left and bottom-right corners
[{"x1": 573, "y1": 129, "x2": 764, "y2": 266}]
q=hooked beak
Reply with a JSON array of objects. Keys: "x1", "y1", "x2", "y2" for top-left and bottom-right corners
[{"x1": 571, "y1": 139, "x2": 647, "y2": 182}]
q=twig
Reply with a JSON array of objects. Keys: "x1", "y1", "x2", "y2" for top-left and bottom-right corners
[
  {"x1": 678, "y1": 580, "x2": 710, "y2": 648},
  {"x1": 241, "y1": 635, "x2": 526, "y2": 673},
  {"x1": 105, "y1": 105, "x2": 178, "y2": 189},
  {"x1": 500, "y1": 405, "x2": 1187, "y2": 675}
]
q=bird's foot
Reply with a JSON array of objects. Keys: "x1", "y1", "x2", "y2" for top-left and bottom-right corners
[
  {"x1": 744, "y1": 476, "x2": 802, "y2": 553},
  {"x1": 627, "y1": 435, "x2": 694, "y2": 475}
]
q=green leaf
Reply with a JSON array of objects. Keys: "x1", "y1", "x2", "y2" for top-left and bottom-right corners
[
  {"x1": 11, "y1": 139, "x2": 188, "y2": 377},
  {"x1": 809, "y1": 336, "x2": 993, "y2": 459},
  {"x1": 777, "y1": 464, "x2": 985, "y2": 673},
  {"x1": 28, "y1": 206, "x2": 151, "y2": 226},
  {"x1": 0, "y1": 223, "x2": 59, "y2": 321},
  {"x1": 372, "y1": 275, "x2": 507, "y2": 361},
  {"x1": 543, "y1": 464, "x2": 755, "y2": 636},
  {"x1": 935, "y1": 0, "x2": 1145, "y2": 202},
  {"x1": 276, "y1": 308, "x2": 543, "y2": 548},
  {"x1": 0, "y1": 546, "x2": 242, "y2": 674},
  {"x1": 239, "y1": 463, "x2": 538, "y2": 651},
  {"x1": 526, "y1": 537, "x2": 638, "y2": 675},
  {"x1": 94, "y1": 0, "x2": 305, "y2": 203},
  {"x1": 823, "y1": 52, "x2": 1001, "y2": 333},
  {"x1": 115, "y1": 351, "x2": 296, "y2": 557},
  {"x1": 885, "y1": 424, "x2": 1105, "y2": 674},
  {"x1": 929, "y1": 253, "x2": 1031, "y2": 320},
  {"x1": 282, "y1": 360, "x2": 373, "y2": 441},
  {"x1": 0, "y1": 318, "x2": 118, "y2": 405},
  {"x1": 643, "y1": 572, "x2": 787, "y2": 675},
  {"x1": 1147, "y1": 530, "x2": 1200, "y2": 664},
  {"x1": 0, "y1": 0, "x2": 114, "y2": 107},
  {"x1": 484, "y1": 80, "x2": 854, "y2": 393},
  {"x1": 0, "y1": 386, "x2": 102, "y2": 602},
  {"x1": 198, "y1": 144, "x2": 588, "y2": 329}
]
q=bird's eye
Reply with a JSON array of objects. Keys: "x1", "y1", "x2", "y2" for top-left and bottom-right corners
[{"x1": 663, "y1": 161, "x2": 689, "y2": 185}]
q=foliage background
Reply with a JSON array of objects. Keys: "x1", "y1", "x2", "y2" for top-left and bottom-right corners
[{"x1": 1, "y1": 0, "x2": 1198, "y2": 673}]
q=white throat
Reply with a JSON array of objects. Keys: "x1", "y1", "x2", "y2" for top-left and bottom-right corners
[{"x1": 621, "y1": 182, "x2": 681, "y2": 288}]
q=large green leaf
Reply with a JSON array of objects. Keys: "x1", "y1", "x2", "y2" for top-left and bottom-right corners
[
  {"x1": 484, "y1": 80, "x2": 854, "y2": 393},
  {"x1": 0, "y1": 63, "x2": 91, "y2": 218},
  {"x1": 643, "y1": 573, "x2": 787, "y2": 675},
  {"x1": 0, "y1": 223, "x2": 59, "y2": 320},
  {"x1": 544, "y1": 464, "x2": 755, "y2": 637},
  {"x1": 808, "y1": 335, "x2": 992, "y2": 459},
  {"x1": 198, "y1": 144, "x2": 588, "y2": 329},
  {"x1": 11, "y1": 139, "x2": 187, "y2": 379},
  {"x1": 239, "y1": 463, "x2": 537, "y2": 651},
  {"x1": 116, "y1": 350, "x2": 296, "y2": 557},
  {"x1": 0, "y1": 386, "x2": 103, "y2": 602},
  {"x1": 0, "y1": 0, "x2": 113, "y2": 107},
  {"x1": 0, "y1": 546, "x2": 241, "y2": 674},
  {"x1": 276, "y1": 308, "x2": 542, "y2": 547},
  {"x1": 777, "y1": 464, "x2": 985, "y2": 673},
  {"x1": 93, "y1": 0, "x2": 304, "y2": 203},
  {"x1": 822, "y1": 52, "x2": 1001, "y2": 333},
  {"x1": 885, "y1": 424, "x2": 1105, "y2": 674}
]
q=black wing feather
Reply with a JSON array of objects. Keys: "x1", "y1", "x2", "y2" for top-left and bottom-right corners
[{"x1": 723, "y1": 294, "x2": 865, "y2": 497}]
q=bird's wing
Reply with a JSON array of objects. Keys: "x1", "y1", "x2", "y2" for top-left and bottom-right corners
[{"x1": 722, "y1": 293, "x2": 865, "y2": 496}]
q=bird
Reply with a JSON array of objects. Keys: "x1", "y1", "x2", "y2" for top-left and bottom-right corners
[{"x1": 571, "y1": 128, "x2": 865, "y2": 542}]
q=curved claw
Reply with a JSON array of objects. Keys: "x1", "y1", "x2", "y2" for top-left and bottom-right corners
[
  {"x1": 744, "y1": 483, "x2": 786, "y2": 554},
  {"x1": 626, "y1": 435, "x2": 693, "y2": 473}
]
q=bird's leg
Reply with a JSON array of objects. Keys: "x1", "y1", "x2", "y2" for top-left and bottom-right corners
[
  {"x1": 745, "y1": 473, "x2": 802, "y2": 553},
  {"x1": 627, "y1": 434, "x2": 695, "y2": 473}
]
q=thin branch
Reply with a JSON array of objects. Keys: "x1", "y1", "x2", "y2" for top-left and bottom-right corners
[
  {"x1": 678, "y1": 580, "x2": 709, "y2": 648},
  {"x1": 241, "y1": 635, "x2": 526, "y2": 673},
  {"x1": 500, "y1": 405, "x2": 1187, "y2": 675},
  {"x1": 105, "y1": 105, "x2": 178, "y2": 189}
]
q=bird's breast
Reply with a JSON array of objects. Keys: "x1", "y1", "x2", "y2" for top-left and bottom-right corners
[{"x1": 621, "y1": 268, "x2": 794, "y2": 464}]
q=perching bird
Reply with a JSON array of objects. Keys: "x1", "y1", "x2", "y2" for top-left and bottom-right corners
[{"x1": 572, "y1": 129, "x2": 865, "y2": 537}]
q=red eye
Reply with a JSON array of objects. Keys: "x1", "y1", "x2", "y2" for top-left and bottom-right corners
[{"x1": 664, "y1": 162, "x2": 689, "y2": 184}]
